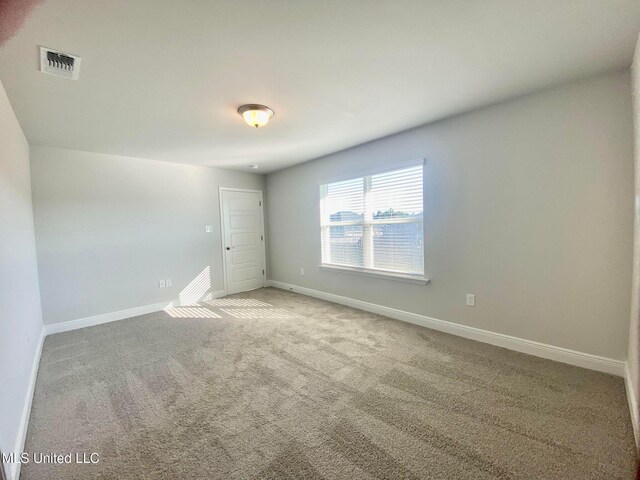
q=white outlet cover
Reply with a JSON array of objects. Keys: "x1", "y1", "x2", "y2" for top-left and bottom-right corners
[
  {"x1": 166, "y1": 279, "x2": 172, "y2": 287},
  {"x1": 300, "y1": 268, "x2": 305, "y2": 275},
  {"x1": 159, "y1": 280, "x2": 166, "y2": 288},
  {"x1": 466, "y1": 294, "x2": 476, "y2": 307},
  {"x1": 205, "y1": 225, "x2": 213, "y2": 233}
]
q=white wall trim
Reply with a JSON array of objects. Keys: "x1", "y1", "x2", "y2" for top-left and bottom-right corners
[
  {"x1": 318, "y1": 264, "x2": 430, "y2": 285},
  {"x1": 209, "y1": 289, "x2": 228, "y2": 300},
  {"x1": 43, "y1": 289, "x2": 228, "y2": 336},
  {"x1": 267, "y1": 280, "x2": 625, "y2": 377},
  {"x1": 625, "y1": 364, "x2": 639, "y2": 450},
  {"x1": 9, "y1": 327, "x2": 45, "y2": 480},
  {"x1": 44, "y1": 302, "x2": 172, "y2": 335}
]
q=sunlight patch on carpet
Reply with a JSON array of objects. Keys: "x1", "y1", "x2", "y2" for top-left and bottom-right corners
[
  {"x1": 205, "y1": 299, "x2": 273, "y2": 307},
  {"x1": 221, "y1": 307, "x2": 304, "y2": 320},
  {"x1": 165, "y1": 307, "x2": 221, "y2": 319}
]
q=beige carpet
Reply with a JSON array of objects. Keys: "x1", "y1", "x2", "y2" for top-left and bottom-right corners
[{"x1": 22, "y1": 287, "x2": 636, "y2": 479}]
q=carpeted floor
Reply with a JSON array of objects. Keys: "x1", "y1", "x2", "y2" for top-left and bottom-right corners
[{"x1": 22, "y1": 287, "x2": 636, "y2": 479}]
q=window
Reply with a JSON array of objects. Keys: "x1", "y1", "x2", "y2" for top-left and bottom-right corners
[{"x1": 320, "y1": 162, "x2": 425, "y2": 280}]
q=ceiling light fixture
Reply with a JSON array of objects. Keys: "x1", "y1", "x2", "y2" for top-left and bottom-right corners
[
  {"x1": 249, "y1": 164, "x2": 259, "y2": 169},
  {"x1": 238, "y1": 104, "x2": 274, "y2": 128}
]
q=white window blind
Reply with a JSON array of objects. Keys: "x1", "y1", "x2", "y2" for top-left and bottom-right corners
[{"x1": 320, "y1": 163, "x2": 424, "y2": 277}]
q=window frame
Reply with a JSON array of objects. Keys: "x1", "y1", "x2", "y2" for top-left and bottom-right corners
[{"x1": 318, "y1": 159, "x2": 429, "y2": 284}]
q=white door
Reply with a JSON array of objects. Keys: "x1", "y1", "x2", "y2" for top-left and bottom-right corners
[{"x1": 221, "y1": 189, "x2": 265, "y2": 295}]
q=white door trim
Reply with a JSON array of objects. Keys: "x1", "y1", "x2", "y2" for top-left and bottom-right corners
[{"x1": 218, "y1": 187, "x2": 267, "y2": 296}]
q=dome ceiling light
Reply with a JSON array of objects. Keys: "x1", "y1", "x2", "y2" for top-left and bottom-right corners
[{"x1": 237, "y1": 104, "x2": 274, "y2": 128}]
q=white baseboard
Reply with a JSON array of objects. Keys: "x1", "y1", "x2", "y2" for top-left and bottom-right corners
[
  {"x1": 44, "y1": 289, "x2": 228, "y2": 336},
  {"x1": 625, "y1": 364, "x2": 639, "y2": 450},
  {"x1": 209, "y1": 289, "x2": 227, "y2": 300},
  {"x1": 9, "y1": 327, "x2": 45, "y2": 480},
  {"x1": 44, "y1": 301, "x2": 172, "y2": 335},
  {"x1": 267, "y1": 280, "x2": 625, "y2": 377}
]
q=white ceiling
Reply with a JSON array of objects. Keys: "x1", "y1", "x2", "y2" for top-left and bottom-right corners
[{"x1": 1, "y1": 1, "x2": 639, "y2": 173}]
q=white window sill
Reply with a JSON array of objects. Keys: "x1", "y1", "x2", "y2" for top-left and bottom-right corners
[{"x1": 318, "y1": 264, "x2": 431, "y2": 285}]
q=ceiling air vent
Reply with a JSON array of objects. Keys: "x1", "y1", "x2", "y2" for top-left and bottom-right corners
[{"x1": 39, "y1": 46, "x2": 81, "y2": 80}]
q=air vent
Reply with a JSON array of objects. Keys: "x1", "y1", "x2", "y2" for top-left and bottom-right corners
[{"x1": 39, "y1": 46, "x2": 81, "y2": 80}]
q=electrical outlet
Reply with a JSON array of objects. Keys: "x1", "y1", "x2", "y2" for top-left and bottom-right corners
[
  {"x1": 205, "y1": 225, "x2": 213, "y2": 233},
  {"x1": 159, "y1": 280, "x2": 166, "y2": 288},
  {"x1": 300, "y1": 267, "x2": 305, "y2": 276},
  {"x1": 166, "y1": 279, "x2": 172, "y2": 287},
  {"x1": 466, "y1": 294, "x2": 476, "y2": 307}
]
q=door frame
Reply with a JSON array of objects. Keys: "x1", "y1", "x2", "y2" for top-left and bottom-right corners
[{"x1": 218, "y1": 187, "x2": 267, "y2": 296}]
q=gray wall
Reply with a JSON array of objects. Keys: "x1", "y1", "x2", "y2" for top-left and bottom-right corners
[
  {"x1": 0, "y1": 81, "x2": 43, "y2": 466},
  {"x1": 266, "y1": 70, "x2": 634, "y2": 361},
  {"x1": 30, "y1": 147, "x2": 264, "y2": 325}
]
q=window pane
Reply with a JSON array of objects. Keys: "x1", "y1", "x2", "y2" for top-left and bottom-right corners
[
  {"x1": 320, "y1": 163, "x2": 424, "y2": 276},
  {"x1": 370, "y1": 165, "x2": 423, "y2": 220},
  {"x1": 328, "y1": 225, "x2": 363, "y2": 267},
  {"x1": 324, "y1": 177, "x2": 364, "y2": 222},
  {"x1": 373, "y1": 222, "x2": 424, "y2": 274}
]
